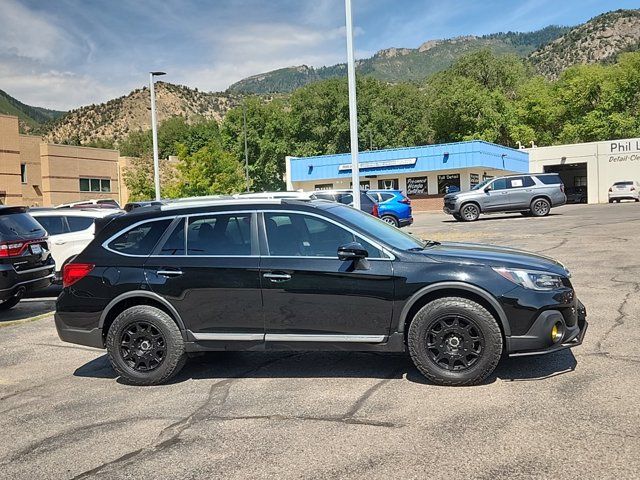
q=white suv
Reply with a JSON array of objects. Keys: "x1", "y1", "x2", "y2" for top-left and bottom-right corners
[
  {"x1": 608, "y1": 181, "x2": 640, "y2": 203},
  {"x1": 29, "y1": 209, "x2": 120, "y2": 281}
]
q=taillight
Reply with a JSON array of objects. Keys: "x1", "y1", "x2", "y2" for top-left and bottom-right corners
[
  {"x1": 0, "y1": 241, "x2": 25, "y2": 258},
  {"x1": 609, "y1": 187, "x2": 612, "y2": 192},
  {"x1": 560, "y1": 184, "x2": 565, "y2": 193},
  {"x1": 372, "y1": 203, "x2": 379, "y2": 217},
  {"x1": 63, "y1": 263, "x2": 94, "y2": 288},
  {"x1": 400, "y1": 196, "x2": 411, "y2": 205},
  {"x1": 631, "y1": 187, "x2": 636, "y2": 191}
]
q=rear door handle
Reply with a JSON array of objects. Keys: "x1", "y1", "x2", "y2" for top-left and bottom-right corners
[
  {"x1": 263, "y1": 272, "x2": 292, "y2": 282},
  {"x1": 157, "y1": 269, "x2": 183, "y2": 277}
]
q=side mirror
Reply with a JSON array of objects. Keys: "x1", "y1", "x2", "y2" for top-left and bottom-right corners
[
  {"x1": 337, "y1": 242, "x2": 368, "y2": 261},
  {"x1": 484, "y1": 186, "x2": 492, "y2": 193}
]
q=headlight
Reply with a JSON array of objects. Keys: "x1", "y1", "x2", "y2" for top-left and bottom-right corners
[{"x1": 492, "y1": 267, "x2": 565, "y2": 291}]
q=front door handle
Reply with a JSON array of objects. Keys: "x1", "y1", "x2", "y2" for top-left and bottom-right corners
[
  {"x1": 157, "y1": 269, "x2": 183, "y2": 277},
  {"x1": 263, "y1": 272, "x2": 292, "y2": 282}
]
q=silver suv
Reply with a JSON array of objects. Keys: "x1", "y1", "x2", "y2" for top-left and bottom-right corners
[{"x1": 443, "y1": 173, "x2": 566, "y2": 222}]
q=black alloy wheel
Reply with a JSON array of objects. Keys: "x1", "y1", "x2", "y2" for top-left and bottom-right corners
[
  {"x1": 531, "y1": 198, "x2": 551, "y2": 217},
  {"x1": 425, "y1": 315, "x2": 484, "y2": 371},
  {"x1": 120, "y1": 321, "x2": 167, "y2": 372}
]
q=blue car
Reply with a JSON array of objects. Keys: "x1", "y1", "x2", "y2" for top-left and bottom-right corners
[{"x1": 367, "y1": 190, "x2": 413, "y2": 228}]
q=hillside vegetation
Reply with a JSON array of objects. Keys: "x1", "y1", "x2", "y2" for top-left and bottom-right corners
[{"x1": 0, "y1": 89, "x2": 65, "y2": 133}]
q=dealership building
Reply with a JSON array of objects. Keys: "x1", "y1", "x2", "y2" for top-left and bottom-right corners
[
  {"x1": 286, "y1": 137, "x2": 640, "y2": 210},
  {"x1": 285, "y1": 140, "x2": 529, "y2": 210}
]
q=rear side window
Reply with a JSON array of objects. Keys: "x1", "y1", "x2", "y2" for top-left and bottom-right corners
[
  {"x1": 160, "y1": 219, "x2": 185, "y2": 255},
  {"x1": 380, "y1": 193, "x2": 395, "y2": 202},
  {"x1": 107, "y1": 219, "x2": 172, "y2": 256},
  {"x1": 35, "y1": 216, "x2": 67, "y2": 236},
  {"x1": 0, "y1": 213, "x2": 47, "y2": 241},
  {"x1": 506, "y1": 177, "x2": 535, "y2": 189},
  {"x1": 536, "y1": 175, "x2": 562, "y2": 185},
  {"x1": 67, "y1": 216, "x2": 94, "y2": 232},
  {"x1": 187, "y1": 213, "x2": 252, "y2": 256}
]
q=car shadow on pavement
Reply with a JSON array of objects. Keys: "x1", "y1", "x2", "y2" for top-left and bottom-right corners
[
  {"x1": 441, "y1": 213, "x2": 562, "y2": 223},
  {"x1": 74, "y1": 349, "x2": 578, "y2": 387},
  {"x1": 0, "y1": 298, "x2": 56, "y2": 323}
]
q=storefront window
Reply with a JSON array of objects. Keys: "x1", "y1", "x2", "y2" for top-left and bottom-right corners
[
  {"x1": 470, "y1": 173, "x2": 479, "y2": 189},
  {"x1": 377, "y1": 179, "x2": 398, "y2": 190},
  {"x1": 438, "y1": 174, "x2": 460, "y2": 194},
  {"x1": 314, "y1": 184, "x2": 333, "y2": 190},
  {"x1": 406, "y1": 176, "x2": 428, "y2": 195},
  {"x1": 350, "y1": 180, "x2": 370, "y2": 190}
]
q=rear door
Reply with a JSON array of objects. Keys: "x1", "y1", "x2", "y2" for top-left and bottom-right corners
[
  {"x1": 260, "y1": 210, "x2": 394, "y2": 343},
  {"x1": 144, "y1": 211, "x2": 264, "y2": 341},
  {"x1": 506, "y1": 176, "x2": 535, "y2": 209}
]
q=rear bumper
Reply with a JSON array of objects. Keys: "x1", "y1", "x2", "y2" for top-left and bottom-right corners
[
  {"x1": 398, "y1": 217, "x2": 413, "y2": 227},
  {"x1": 609, "y1": 192, "x2": 639, "y2": 200},
  {"x1": 0, "y1": 264, "x2": 55, "y2": 302},
  {"x1": 54, "y1": 312, "x2": 104, "y2": 349},
  {"x1": 507, "y1": 300, "x2": 587, "y2": 357}
]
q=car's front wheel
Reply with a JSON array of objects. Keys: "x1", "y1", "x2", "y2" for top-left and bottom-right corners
[
  {"x1": 460, "y1": 203, "x2": 480, "y2": 222},
  {"x1": 452, "y1": 213, "x2": 463, "y2": 221},
  {"x1": 381, "y1": 215, "x2": 399, "y2": 227},
  {"x1": 407, "y1": 297, "x2": 503, "y2": 386},
  {"x1": 530, "y1": 198, "x2": 551, "y2": 217},
  {"x1": 106, "y1": 305, "x2": 187, "y2": 386}
]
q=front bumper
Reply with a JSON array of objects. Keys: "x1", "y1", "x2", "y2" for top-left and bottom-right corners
[{"x1": 507, "y1": 300, "x2": 587, "y2": 357}]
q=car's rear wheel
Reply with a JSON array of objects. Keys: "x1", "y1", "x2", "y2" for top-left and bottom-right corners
[
  {"x1": 407, "y1": 297, "x2": 503, "y2": 386},
  {"x1": 530, "y1": 198, "x2": 551, "y2": 217},
  {"x1": 381, "y1": 215, "x2": 399, "y2": 227},
  {"x1": 0, "y1": 294, "x2": 21, "y2": 310},
  {"x1": 460, "y1": 203, "x2": 480, "y2": 222},
  {"x1": 106, "y1": 305, "x2": 187, "y2": 386}
]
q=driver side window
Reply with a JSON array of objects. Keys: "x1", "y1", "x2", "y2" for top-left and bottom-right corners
[
  {"x1": 264, "y1": 213, "x2": 381, "y2": 258},
  {"x1": 491, "y1": 178, "x2": 507, "y2": 190}
]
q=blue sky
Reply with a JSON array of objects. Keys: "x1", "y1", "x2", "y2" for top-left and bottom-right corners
[{"x1": 1, "y1": 0, "x2": 637, "y2": 110}]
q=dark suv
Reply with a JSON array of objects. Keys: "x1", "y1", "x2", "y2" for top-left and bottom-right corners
[
  {"x1": 56, "y1": 199, "x2": 587, "y2": 386},
  {"x1": 0, "y1": 206, "x2": 55, "y2": 310}
]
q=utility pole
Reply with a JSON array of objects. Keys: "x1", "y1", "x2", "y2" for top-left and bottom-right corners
[
  {"x1": 243, "y1": 100, "x2": 250, "y2": 192},
  {"x1": 344, "y1": 0, "x2": 361, "y2": 208},
  {"x1": 149, "y1": 71, "x2": 166, "y2": 201}
]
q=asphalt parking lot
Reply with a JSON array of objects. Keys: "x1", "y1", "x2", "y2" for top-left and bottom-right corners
[{"x1": 1, "y1": 203, "x2": 639, "y2": 479}]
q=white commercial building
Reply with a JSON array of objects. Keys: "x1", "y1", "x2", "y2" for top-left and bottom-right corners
[{"x1": 527, "y1": 138, "x2": 640, "y2": 204}]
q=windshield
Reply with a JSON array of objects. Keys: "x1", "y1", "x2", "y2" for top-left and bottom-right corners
[
  {"x1": 0, "y1": 213, "x2": 46, "y2": 241},
  {"x1": 324, "y1": 204, "x2": 426, "y2": 251},
  {"x1": 471, "y1": 178, "x2": 492, "y2": 191}
]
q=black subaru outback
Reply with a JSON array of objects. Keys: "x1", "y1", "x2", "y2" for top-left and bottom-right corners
[
  {"x1": 1, "y1": 206, "x2": 55, "y2": 310},
  {"x1": 55, "y1": 198, "x2": 587, "y2": 386}
]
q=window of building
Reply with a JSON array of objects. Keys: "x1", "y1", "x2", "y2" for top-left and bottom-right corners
[
  {"x1": 20, "y1": 164, "x2": 27, "y2": 184},
  {"x1": 378, "y1": 179, "x2": 398, "y2": 190},
  {"x1": 350, "y1": 180, "x2": 370, "y2": 190},
  {"x1": 406, "y1": 176, "x2": 428, "y2": 195},
  {"x1": 107, "y1": 219, "x2": 172, "y2": 256},
  {"x1": 470, "y1": 173, "x2": 479, "y2": 189},
  {"x1": 574, "y1": 176, "x2": 587, "y2": 187},
  {"x1": 264, "y1": 212, "x2": 381, "y2": 258},
  {"x1": 437, "y1": 174, "x2": 460, "y2": 194},
  {"x1": 314, "y1": 184, "x2": 333, "y2": 190},
  {"x1": 80, "y1": 178, "x2": 111, "y2": 192},
  {"x1": 187, "y1": 214, "x2": 252, "y2": 256}
]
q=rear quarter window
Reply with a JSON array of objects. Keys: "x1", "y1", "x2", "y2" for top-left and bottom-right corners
[
  {"x1": 107, "y1": 219, "x2": 172, "y2": 256},
  {"x1": 67, "y1": 216, "x2": 95, "y2": 232},
  {"x1": 536, "y1": 175, "x2": 562, "y2": 185}
]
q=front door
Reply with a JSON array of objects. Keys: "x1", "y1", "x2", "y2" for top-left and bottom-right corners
[
  {"x1": 259, "y1": 211, "x2": 395, "y2": 343},
  {"x1": 145, "y1": 212, "x2": 263, "y2": 341},
  {"x1": 480, "y1": 178, "x2": 510, "y2": 211}
]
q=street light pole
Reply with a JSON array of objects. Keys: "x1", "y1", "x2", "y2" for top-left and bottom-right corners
[
  {"x1": 149, "y1": 71, "x2": 166, "y2": 201},
  {"x1": 243, "y1": 100, "x2": 250, "y2": 192},
  {"x1": 344, "y1": 0, "x2": 361, "y2": 209}
]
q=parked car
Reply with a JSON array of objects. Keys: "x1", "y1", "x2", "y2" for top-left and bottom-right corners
[
  {"x1": 0, "y1": 206, "x2": 55, "y2": 309},
  {"x1": 608, "y1": 181, "x2": 640, "y2": 203},
  {"x1": 308, "y1": 189, "x2": 379, "y2": 217},
  {"x1": 443, "y1": 173, "x2": 566, "y2": 222},
  {"x1": 565, "y1": 186, "x2": 587, "y2": 204},
  {"x1": 55, "y1": 198, "x2": 586, "y2": 386},
  {"x1": 56, "y1": 199, "x2": 121, "y2": 209},
  {"x1": 367, "y1": 189, "x2": 413, "y2": 227},
  {"x1": 124, "y1": 201, "x2": 165, "y2": 213},
  {"x1": 233, "y1": 191, "x2": 309, "y2": 200},
  {"x1": 30, "y1": 208, "x2": 122, "y2": 282}
]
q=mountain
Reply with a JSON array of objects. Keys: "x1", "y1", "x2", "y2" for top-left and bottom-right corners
[
  {"x1": 529, "y1": 9, "x2": 640, "y2": 78},
  {"x1": 44, "y1": 82, "x2": 241, "y2": 145},
  {"x1": 228, "y1": 26, "x2": 570, "y2": 94},
  {"x1": 0, "y1": 89, "x2": 65, "y2": 132}
]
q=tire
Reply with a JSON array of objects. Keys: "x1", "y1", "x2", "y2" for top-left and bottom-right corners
[
  {"x1": 452, "y1": 213, "x2": 463, "y2": 221},
  {"x1": 460, "y1": 203, "x2": 480, "y2": 222},
  {"x1": 407, "y1": 297, "x2": 503, "y2": 386},
  {"x1": 106, "y1": 305, "x2": 187, "y2": 386},
  {"x1": 520, "y1": 211, "x2": 531, "y2": 217},
  {"x1": 530, "y1": 198, "x2": 551, "y2": 217},
  {"x1": 0, "y1": 295, "x2": 21, "y2": 310},
  {"x1": 609, "y1": 199, "x2": 614, "y2": 204},
  {"x1": 381, "y1": 215, "x2": 399, "y2": 227}
]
